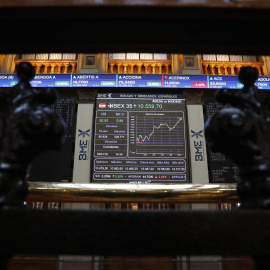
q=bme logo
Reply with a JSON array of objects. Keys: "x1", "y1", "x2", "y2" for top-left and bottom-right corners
[
  {"x1": 78, "y1": 129, "x2": 90, "y2": 160},
  {"x1": 78, "y1": 129, "x2": 90, "y2": 138},
  {"x1": 191, "y1": 130, "x2": 204, "y2": 161},
  {"x1": 191, "y1": 130, "x2": 203, "y2": 139}
]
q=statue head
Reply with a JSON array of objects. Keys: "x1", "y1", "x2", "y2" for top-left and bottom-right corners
[
  {"x1": 238, "y1": 66, "x2": 258, "y2": 86},
  {"x1": 17, "y1": 62, "x2": 35, "y2": 82}
]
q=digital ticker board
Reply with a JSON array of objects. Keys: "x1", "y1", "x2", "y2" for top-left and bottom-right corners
[
  {"x1": 0, "y1": 74, "x2": 72, "y2": 87},
  {"x1": 93, "y1": 93, "x2": 189, "y2": 183},
  {"x1": 118, "y1": 74, "x2": 162, "y2": 87},
  {"x1": 208, "y1": 76, "x2": 270, "y2": 89},
  {"x1": 208, "y1": 76, "x2": 244, "y2": 89},
  {"x1": 1, "y1": 74, "x2": 270, "y2": 89},
  {"x1": 72, "y1": 74, "x2": 116, "y2": 87},
  {"x1": 163, "y1": 75, "x2": 208, "y2": 88}
]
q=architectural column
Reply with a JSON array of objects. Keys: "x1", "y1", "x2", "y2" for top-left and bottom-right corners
[
  {"x1": 109, "y1": 62, "x2": 115, "y2": 73},
  {"x1": 216, "y1": 64, "x2": 222, "y2": 75},
  {"x1": 209, "y1": 64, "x2": 215, "y2": 75},
  {"x1": 63, "y1": 63, "x2": 69, "y2": 73},
  {"x1": 129, "y1": 64, "x2": 135, "y2": 73},
  {"x1": 56, "y1": 62, "x2": 63, "y2": 73},
  {"x1": 50, "y1": 63, "x2": 56, "y2": 73},
  {"x1": 71, "y1": 63, "x2": 76, "y2": 73},
  {"x1": 144, "y1": 63, "x2": 150, "y2": 74},
  {"x1": 202, "y1": 64, "x2": 208, "y2": 75},
  {"x1": 224, "y1": 65, "x2": 229, "y2": 75},
  {"x1": 43, "y1": 63, "x2": 50, "y2": 73},
  {"x1": 0, "y1": 55, "x2": 6, "y2": 73},
  {"x1": 98, "y1": 53, "x2": 108, "y2": 73},
  {"x1": 137, "y1": 63, "x2": 142, "y2": 74},
  {"x1": 35, "y1": 63, "x2": 42, "y2": 73},
  {"x1": 77, "y1": 54, "x2": 84, "y2": 73},
  {"x1": 157, "y1": 63, "x2": 163, "y2": 74},
  {"x1": 172, "y1": 54, "x2": 181, "y2": 74},
  {"x1": 117, "y1": 63, "x2": 122, "y2": 73},
  {"x1": 236, "y1": 64, "x2": 242, "y2": 74},
  {"x1": 151, "y1": 64, "x2": 156, "y2": 74},
  {"x1": 229, "y1": 64, "x2": 235, "y2": 75},
  {"x1": 261, "y1": 56, "x2": 270, "y2": 76},
  {"x1": 1, "y1": 54, "x2": 16, "y2": 73},
  {"x1": 123, "y1": 63, "x2": 128, "y2": 73},
  {"x1": 257, "y1": 66, "x2": 262, "y2": 76},
  {"x1": 196, "y1": 54, "x2": 203, "y2": 74},
  {"x1": 164, "y1": 64, "x2": 170, "y2": 74}
]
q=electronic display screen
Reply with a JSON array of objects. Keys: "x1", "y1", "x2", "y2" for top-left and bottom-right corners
[
  {"x1": 0, "y1": 74, "x2": 72, "y2": 87},
  {"x1": 204, "y1": 99, "x2": 239, "y2": 183},
  {"x1": 72, "y1": 74, "x2": 116, "y2": 87},
  {"x1": 208, "y1": 76, "x2": 270, "y2": 90},
  {"x1": 255, "y1": 77, "x2": 270, "y2": 89},
  {"x1": 1, "y1": 74, "x2": 270, "y2": 89},
  {"x1": 163, "y1": 75, "x2": 208, "y2": 88},
  {"x1": 93, "y1": 93, "x2": 189, "y2": 183},
  {"x1": 208, "y1": 76, "x2": 243, "y2": 89},
  {"x1": 118, "y1": 75, "x2": 162, "y2": 87},
  {"x1": 28, "y1": 98, "x2": 76, "y2": 182},
  {"x1": 30, "y1": 74, "x2": 71, "y2": 87}
]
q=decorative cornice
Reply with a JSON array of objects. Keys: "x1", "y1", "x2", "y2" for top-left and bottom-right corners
[
  {"x1": 76, "y1": 89, "x2": 98, "y2": 101},
  {"x1": 183, "y1": 89, "x2": 204, "y2": 104}
]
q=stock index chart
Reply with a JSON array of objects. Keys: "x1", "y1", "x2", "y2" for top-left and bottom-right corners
[{"x1": 93, "y1": 93, "x2": 189, "y2": 183}]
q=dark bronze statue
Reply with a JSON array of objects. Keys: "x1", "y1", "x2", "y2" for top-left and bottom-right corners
[
  {"x1": 205, "y1": 67, "x2": 270, "y2": 209},
  {"x1": 0, "y1": 62, "x2": 65, "y2": 208}
]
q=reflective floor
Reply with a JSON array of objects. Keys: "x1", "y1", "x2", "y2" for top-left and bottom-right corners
[{"x1": 8, "y1": 256, "x2": 255, "y2": 270}]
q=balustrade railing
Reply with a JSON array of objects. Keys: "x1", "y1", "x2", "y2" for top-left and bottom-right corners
[
  {"x1": 108, "y1": 59, "x2": 172, "y2": 74},
  {"x1": 14, "y1": 59, "x2": 78, "y2": 74},
  {"x1": 202, "y1": 60, "x2": 264, "y2": 76},
  {"x1": 26, "y1": 183, "x2": 238, "y2": 211},
  {"x1": 26, "y1": 183, "x2": 238, "y2": 203}
]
